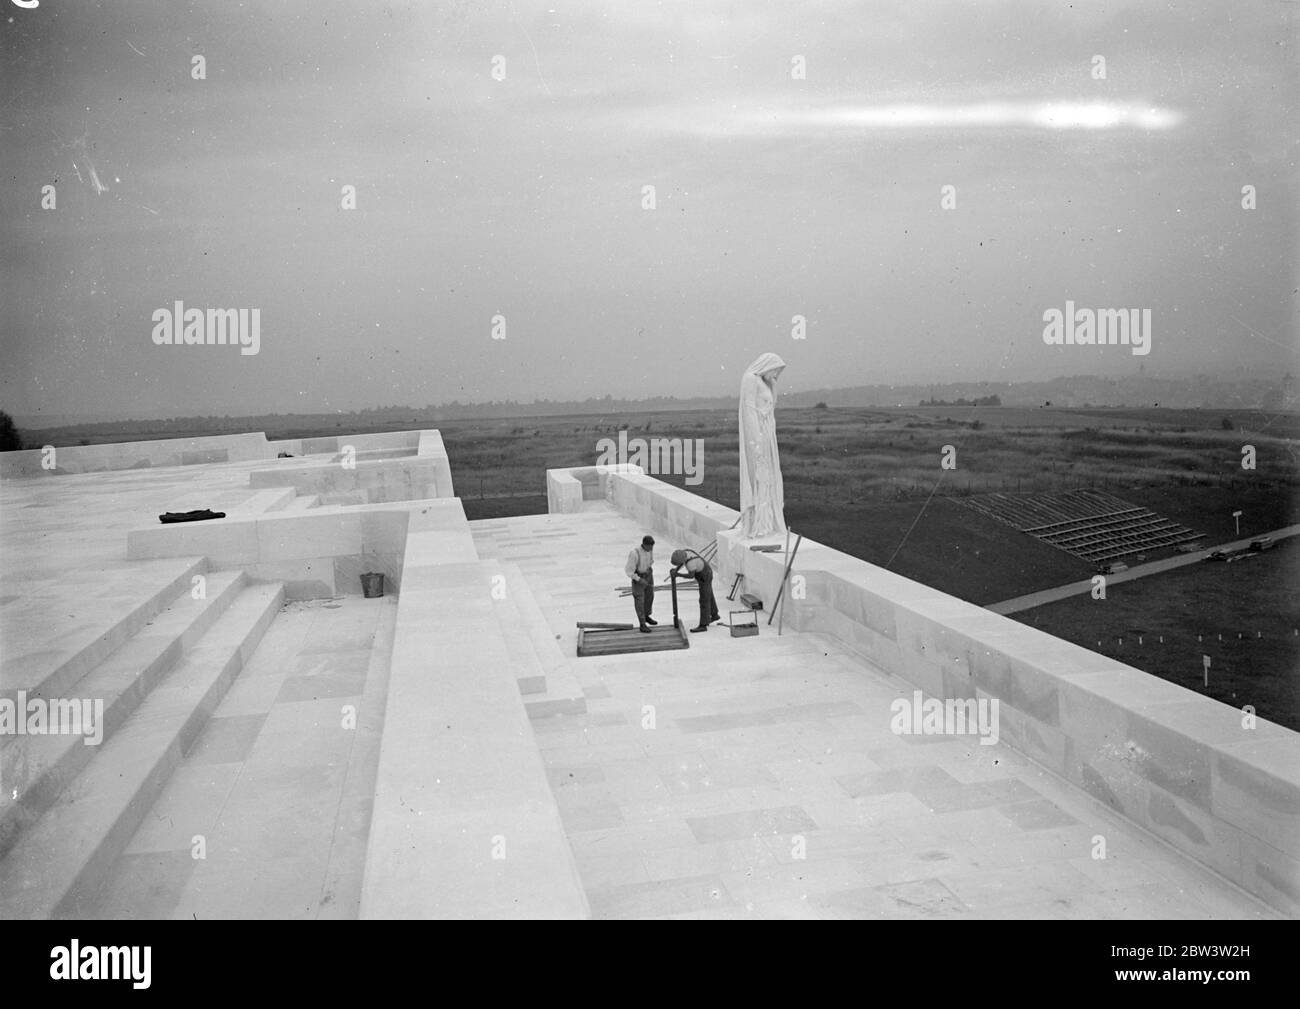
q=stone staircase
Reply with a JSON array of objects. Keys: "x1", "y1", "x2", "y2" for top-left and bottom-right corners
[
  {"x1": 4, "y1": 557, "x2": 210, "y2": 708},
  {"x1": 0, "y1": 570, "x2": 284, "y2": 919},
  {"x1": 486, "y1": 561, "x2": 586, "y2": 720}
]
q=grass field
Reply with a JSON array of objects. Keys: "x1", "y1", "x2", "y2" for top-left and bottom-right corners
[{"x1": 1011, "y1": 537, "x2": 1300, "y2": 731}]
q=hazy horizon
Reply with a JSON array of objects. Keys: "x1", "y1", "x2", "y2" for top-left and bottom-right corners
[
  {"x1": 3, "y1": 0, "x2": 1297, "y2": 421},
  {"x1": 11, "y1": 366, "x2": 1295, "y2": 431}
]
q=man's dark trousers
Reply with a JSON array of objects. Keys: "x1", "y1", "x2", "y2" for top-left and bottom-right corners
[
  {"x1": 632, "y1": 567, "x2": 655, "y2": 625},
  {"x1": 695, "y1": 564, "x2": 720, "y2": 627}
]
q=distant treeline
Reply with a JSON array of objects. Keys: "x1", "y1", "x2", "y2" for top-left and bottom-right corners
[
  {"x1": 11, "y1": 370, "x2": 1294, "y2": 438},
  {"x1": 918, "y1": 395, "x2": 1002, "y2": 407}
]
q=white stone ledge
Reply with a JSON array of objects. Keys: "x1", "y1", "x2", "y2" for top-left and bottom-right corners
[
  {"x1": 360, "y1": 551, "x2": 588, "y2": 919},
  {"x1": 0, "y1": 433, "x2": 272, "y2": 477},
  {"x1": 1, "y1": 428, "x2": 451, "y2": 481}
]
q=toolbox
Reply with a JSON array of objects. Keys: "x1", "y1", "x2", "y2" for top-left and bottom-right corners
[{"x1": 729, "y1": 610, "x2": 759, "y2": 637}]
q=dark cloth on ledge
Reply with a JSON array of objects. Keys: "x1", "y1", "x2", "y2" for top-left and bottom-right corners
[{"x1": 158, "y1": 509, "x2": 226, "y2": 524}]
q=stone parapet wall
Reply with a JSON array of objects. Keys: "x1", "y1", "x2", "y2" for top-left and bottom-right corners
[
  {"x1": 1, "y1": 428, "x2": 446, "y2": 480},
  {"x1": 0, "y1": 432, "x2": 273, "y2": 477},
  {"x1": 253, "y1": 430, "x2": 453, "y2": 504}
]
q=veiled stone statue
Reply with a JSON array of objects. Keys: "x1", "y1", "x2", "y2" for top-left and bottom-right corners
[{"x1": 738, "y1": 352, "x2": 787, "y2": 538}]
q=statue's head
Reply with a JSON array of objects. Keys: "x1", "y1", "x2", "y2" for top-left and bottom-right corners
[{"x1": 745, "y1": 353, "x2": 787, "y2": 388}]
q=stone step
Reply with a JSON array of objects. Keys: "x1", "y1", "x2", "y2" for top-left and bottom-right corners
[
  {"x1": 284, "y1": 494, "x2": 319, "y2": 511},
  {"x1": 5, "y1": 557, "x2": 209, "y2": 703},
  {"x1": 0, "y1": 570, "x2": 247, "y2": 861},
  {"x1": 0, "y1": 582, "x2": 285, "y2": 920},
  {"x1": 485, "y1": 561, "x2": 546, "y2": 683},
  {"x1": 480, "y1": 561, "x2": 560, "y2": 708},
  {"x1": 496, "y1": 564, "x2": 586, "y2": 717},
  {"x1": 230, "y1": 487, "x2": 297, "y2": 514},
  {"x1": 481, "y1": 560, "x2": 582, "y2": 714}
]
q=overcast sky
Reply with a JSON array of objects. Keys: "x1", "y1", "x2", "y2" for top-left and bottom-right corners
[{"x1": 2, "y1": 0, "x2": 1296, "y2": 421}]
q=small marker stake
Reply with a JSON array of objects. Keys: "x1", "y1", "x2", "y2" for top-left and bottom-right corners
[{"x1": 1203, "y1": 654, "x2": 1210, "y2": 688}]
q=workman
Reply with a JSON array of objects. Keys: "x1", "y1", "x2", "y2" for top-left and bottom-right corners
[
  {"x1": 625, "y1": 534, "x2": 657, "y2": 632},
  {"x1": 670, "y1": 548, "x2": 721, "y2": 633}
]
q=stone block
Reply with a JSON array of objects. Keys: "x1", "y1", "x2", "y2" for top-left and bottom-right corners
[
  {"x1": 1141, "y1": 781, "x2": 1244, "y2": 882},
  {"x1": 546, "y1": 471, "x2": 583, "y2": 514},
  {"x1": 1124, "y1": 709, "x2": 1214, "y2": 810},
  {"x1": 983, "y1": 693, "x2": 1067, "y2": 774},
  {"x1": 257, "y1": 512, "x2": 362, "y2": 563},
  {"x1": 127, "y1": 518, "x2": 260, "y2": 567},
  {"x1": 1212, "y1": 736, "x2": 1300, "y2": 859},
  {"x1": 247, "y1": 559, "x2": 334, "y2": 600},
  {"x1": 181, "y1": 448, "x2": 229, "y2": 466},
  {"x1": 302, "y1": 436, "x2": 339, "y2": 456},
  {"x1": 1239, "y1": 834, "x2": 1300, "y2": 917},
  {"x1": 896, "y1": 649, "x2": 945, "y2": 698}
]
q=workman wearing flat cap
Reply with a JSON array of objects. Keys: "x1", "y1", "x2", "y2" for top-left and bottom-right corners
[
  {"x1": 671, "y1": 548, "x2": 721, "y2": 633},
  {"x1": 626, "y1": 534, "x2": 657, "y2": 633}
]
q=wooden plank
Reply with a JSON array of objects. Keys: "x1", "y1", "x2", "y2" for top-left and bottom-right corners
[
  {"x1": 617, "y1": 582, "x2": 699, "y2": 597},
  {"x1": 577, "y1": 623, "x2": 689, "y2": 657},
  {"x1": 769, "y1": 533, "x2": 803, "y2": 626},
  {"x1": 580, "y1": 628, "x2": 686, "y2": 644}
]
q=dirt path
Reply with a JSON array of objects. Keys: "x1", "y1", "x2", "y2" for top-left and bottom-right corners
[{"x1": 987, "y1": 524, "x2": 1300, "y2": 614}]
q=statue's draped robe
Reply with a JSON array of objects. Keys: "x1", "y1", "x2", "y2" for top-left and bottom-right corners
[{"x1": 738, "y1": 352, "x2": 787, "y2": 538}]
